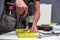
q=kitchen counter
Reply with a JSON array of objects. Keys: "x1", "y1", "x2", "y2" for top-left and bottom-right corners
[{"x1": 0, "y1": 30, "x2": 60, "y2": 40}]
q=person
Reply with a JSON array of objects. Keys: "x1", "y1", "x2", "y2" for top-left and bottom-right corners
[
  {"x1": 0, "y1": 0, "x2": 16, "y2": 34},
  {"x1": 15, "y1": 0, "x2": 40, "y2": 33}
]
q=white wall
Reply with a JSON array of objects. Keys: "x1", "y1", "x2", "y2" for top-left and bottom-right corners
[{"x1": 37, "y1": 4, "x2": 52, "y2": 26}]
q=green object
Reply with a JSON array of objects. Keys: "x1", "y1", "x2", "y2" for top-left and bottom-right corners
[
  {"x1": 28, "y1": 16, "x2": 34, "y2": 23},
  {"x1": 15, "y1": 29, "x2": 39, "y2": 38},
  {"x1": 41, "y1": 24, "x2": 50, "y2": 27}
]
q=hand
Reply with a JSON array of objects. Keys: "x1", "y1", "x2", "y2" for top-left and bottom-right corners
[
  {"x1": 15, "y1": 0, "x2": 28, "y2": 17},
  {"x1": 24, "y1": 26, "x2": 29, "y2": 31},
  {"x1": 30, "y1": 25, "x2": 38, "y2": 33},
  {"x1": 24, "y1": 26, "x2": 38, "y2": 33}
]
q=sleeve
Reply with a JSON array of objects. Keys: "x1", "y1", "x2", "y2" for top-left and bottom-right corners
[
  {"x1": 30, "y1": 0, "x2": 40, "y2": 3},
  {"x1": 36, "y1": 0, "x2": 40, "y2": 2},
  {"x1": 30, "y1": 0, "x2": 34, "y2": 3}
]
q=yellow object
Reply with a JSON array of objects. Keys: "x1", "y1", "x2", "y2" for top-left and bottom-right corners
[{"x1": 15, "y1": 29, "x2": 39, "y2": 38}]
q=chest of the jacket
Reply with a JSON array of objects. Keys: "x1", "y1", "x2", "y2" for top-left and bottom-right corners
[
  {"x1": 23, "y1": 0, "x2": 34, "y2": 4},
  {"x1": 5, "y1": 0, "x2": 34, "y2": 4}
]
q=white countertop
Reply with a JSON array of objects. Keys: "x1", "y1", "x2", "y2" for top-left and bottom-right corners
[{"x1": 0, "y1": 31, "x2": 60, "y2": 40}]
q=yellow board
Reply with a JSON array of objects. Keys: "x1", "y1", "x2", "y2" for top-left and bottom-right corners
[{"x1": 15, "y1": 29, "x2": 39, "y2": 38}]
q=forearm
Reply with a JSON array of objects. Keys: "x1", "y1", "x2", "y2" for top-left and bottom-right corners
[{"x1": 32, "y1": 1, "x2": 40, "y2": 26}]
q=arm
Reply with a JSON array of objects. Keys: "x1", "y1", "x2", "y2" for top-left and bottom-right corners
[
  {"x1": 33, "y1": 0, "x2": 40, "y2": 27},
  {"x1": 31, "y1": 0, "x2": 40, "y2": 33}
]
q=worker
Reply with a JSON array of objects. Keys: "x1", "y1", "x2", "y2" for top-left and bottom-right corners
[
  {"x1": 15, "y1": 0, "x2": 40, "y2": 33},
  {"x1": 0, "y1": 0, "x2": 40, "y2": 34}
]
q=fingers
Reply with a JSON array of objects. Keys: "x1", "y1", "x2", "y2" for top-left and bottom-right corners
[
  {"x1": 24, "y1": 26, "x2": 29, "y2": 31},
  {"x1": 16, "y1": 6, "x2": 24, "y2": 14},
  {"x1": 30, "y1": 27, "x2": 38, "y2": 33},
  {"x1": 24, "y1": 26, "x2": 38, "y2": 33},
  {"x1": 34, "y1": 27, "x2": 38, "y2": 33},
  {"x1": 15, "y1": 0, "x2": 28, "y2": 17},
  {"x1": 16, "y1": 6, "x2": 20, "y2": 14},
  {"x1": 21, "y1": 7, "x2": 25, "y2": 14},
  {"x1": 30, "y1": 28, "x2": 33, "y2": 32},
  {"x1": 22, "y1": 7, "x2": 28, "y2": 17},
  {"x1": 15, "y1": 0, "x2": 28, "y2": 16},
  {"x1": 16, "y1": 6, "x2": 28, "y2": 16}
]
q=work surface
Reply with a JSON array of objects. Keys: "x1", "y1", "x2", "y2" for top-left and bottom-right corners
[{"x1": 0, "y1": 31, "x2": 60, "y2": 40}]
